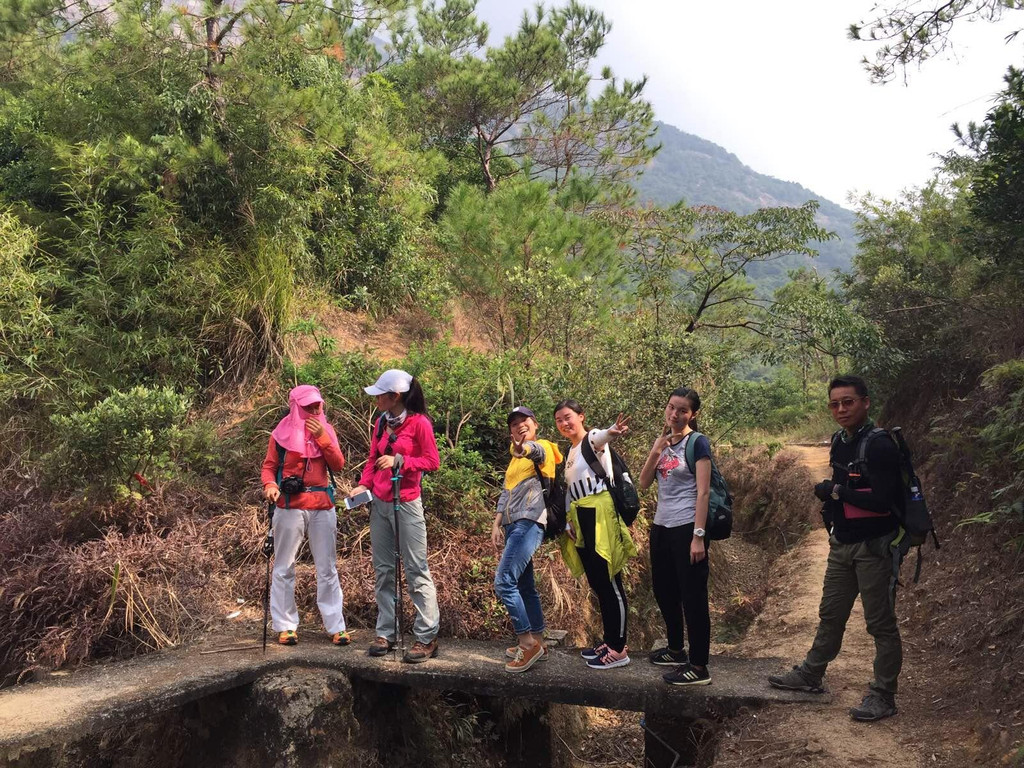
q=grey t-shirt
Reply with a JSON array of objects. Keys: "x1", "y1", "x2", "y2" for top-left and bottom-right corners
[{"x1": 653, "y1": 433, "x2": 712, "y2": 528}]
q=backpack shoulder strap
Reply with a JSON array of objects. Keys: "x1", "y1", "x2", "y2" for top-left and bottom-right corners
[
  {"x1": 375, "y1": 414, "x2": 388, "y2": 440},
  {"x1": 275, "y1": 441, "x2": 286, "y2": 487},
  {"x1": 531, "y1": 458, "x2": 550, "y2": 498},
  {"x1": 828, "y1": 429, "x2": 843, "y2": 460},
  {"x1": 579, "y1": 432, "x2": 609, "y2": 481},
  {"x1": 855, "y1": 427, "x2": 890, "y2": 466},
  {"x1": 683, "y1": 431, "x2": 704, "y2": 475}
]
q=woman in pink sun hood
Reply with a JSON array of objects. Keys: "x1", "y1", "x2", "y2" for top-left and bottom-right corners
[{"x1": 261, "y1": 385, "x2": 350, "y2": 647}]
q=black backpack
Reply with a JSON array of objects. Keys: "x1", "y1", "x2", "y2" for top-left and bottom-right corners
[
  {"x1": 532, "y1": 457, "x2": 567, "y2": 540},
  {"x1": 846, "y1": 426, "x2": 940, "y2": 583},
  {"x1": 579, "y1": 435, "x2": 641, "y2": 526}
]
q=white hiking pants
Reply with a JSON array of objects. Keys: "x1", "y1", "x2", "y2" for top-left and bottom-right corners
[{"x1": 271, "y1": 507, "x2": 346, "y2": 634}]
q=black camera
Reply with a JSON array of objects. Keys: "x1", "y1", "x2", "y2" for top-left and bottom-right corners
[{"x1": 280, "y1": 475, "x2": 305, "y2": 495}]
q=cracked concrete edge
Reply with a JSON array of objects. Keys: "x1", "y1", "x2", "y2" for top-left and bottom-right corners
[{"x1": 0, "y1": 650, "x2": 830, "y2": 759}]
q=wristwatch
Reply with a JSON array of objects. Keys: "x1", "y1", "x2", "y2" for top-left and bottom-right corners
[
  {"x1": 693, "y1": 527, "x2": 706, "y2": 538},
  {"x1": 830, "y1": 484, "x2": 841, "y2": 501}
]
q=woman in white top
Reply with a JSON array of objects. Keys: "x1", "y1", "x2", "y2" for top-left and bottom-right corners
[
  {"x1": 638, "y1": 387, "x2": 713, "y2": 686},
  {"x1": 554, "y1": 399, "x2": 637, "y2": 670}
]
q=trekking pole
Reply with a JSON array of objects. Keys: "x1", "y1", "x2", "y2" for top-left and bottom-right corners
[
  {"x1": 262, "y1": 499, "x2": 275, "y2": 655},
  {"x1": 391, "y1": 453, "x2": 405, "y2": 659}
]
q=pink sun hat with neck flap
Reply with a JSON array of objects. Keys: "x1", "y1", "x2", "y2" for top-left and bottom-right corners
[
  {"x1": 292, "y1": 384, "x2": 324, "y2": 407},
  {"x1": 271, "y1": 385, "x2": 337, "y2": 457},
  {"x1": 364, "y1": 369, "x2": 413, "y2": 396}
]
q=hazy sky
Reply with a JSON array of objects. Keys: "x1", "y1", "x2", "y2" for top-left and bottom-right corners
[{"x1": 473, "y1": 0, "x2": 1023, "y2": 205}]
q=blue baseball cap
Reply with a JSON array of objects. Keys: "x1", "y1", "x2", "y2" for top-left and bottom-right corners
[{"x1": 507, "y1": 406, "x2": 537, "y2": 425}]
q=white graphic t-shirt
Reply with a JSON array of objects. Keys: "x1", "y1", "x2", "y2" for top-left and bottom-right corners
[
  {"x1": 563, "y1": 428, "x2": 614, "y2": 508},
  {"x1": 653, "y1": 432, "x2": 711, "y2": 528}
]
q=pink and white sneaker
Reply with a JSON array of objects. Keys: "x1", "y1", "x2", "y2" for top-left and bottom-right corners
[{"x1": 586, "y1": 645, "x2": 630, "y2": 669}]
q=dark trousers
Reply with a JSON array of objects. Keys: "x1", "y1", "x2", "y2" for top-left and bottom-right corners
[
  {"x1": 801, "y1": 533, "x2": 903, "y2": 695},
  {"x1": 650, "y1": 523, "x2": 710, "y2": 666},
  {"x1": 576, "y1": 506, "x2": 628, "y2": 653}
]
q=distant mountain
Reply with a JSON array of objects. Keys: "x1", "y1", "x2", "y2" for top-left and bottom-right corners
[{"x1": 635, "y1": 121, "x2": 859, "y2": 291}]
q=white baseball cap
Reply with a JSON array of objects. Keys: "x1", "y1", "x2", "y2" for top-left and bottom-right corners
[{"x1": 364, "y1": 369, "x2": 413, "y2": 396}]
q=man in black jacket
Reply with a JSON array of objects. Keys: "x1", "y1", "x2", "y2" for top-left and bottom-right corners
[{"x1": 768, "y1": 375, "x2": 903, "y2": 722}]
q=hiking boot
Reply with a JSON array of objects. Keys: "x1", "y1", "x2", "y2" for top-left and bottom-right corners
[
  {"x1": 586, "y1": 645, "x2": 630, "y2": 669},
  {"x1": 649, "y1": 646, "x2": 688, "y2": 666},
  {"x1": 505, "y1": 643, "x2": 545, "y2": 673},
  {"x1": 850, "y1": 691, "x2": 898, "y2": 722},
  {"x1": 331, "y1": 631, "x2": 352, "y2": 646},
  {"x1": 368, "y1": 636, "x2": 393, "y2": 657},
  {"x1": 403, "y1": 639, "x2": 439, "y2": 663},
  {"x1": 663, "y1": 663, "x2": 711, "y2": 686},
  {"x1": 506, "y1": 645, "x2": 549, "y2": 661},
  {"x1": 767, "y1": 665, "x2": 825, "y2": 694},
  {"x1": 278, "y1": 630, "x2": 298, "y2": 646},
  {"x1": 580, "y1": 643, "x2": 608, "y2": 660}
]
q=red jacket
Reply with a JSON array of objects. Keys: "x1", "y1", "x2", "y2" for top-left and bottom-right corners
[
  {"x1": 261, "y1": 432, "x2": 345, "y2": 510},
  {"x1": 358, "y1": 413, "x2": 440, "y2": 502}
]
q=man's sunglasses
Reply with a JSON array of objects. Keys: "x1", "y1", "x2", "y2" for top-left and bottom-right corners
[{"x1": 827, "y1": 396, "x2": 865, "y2": 411}]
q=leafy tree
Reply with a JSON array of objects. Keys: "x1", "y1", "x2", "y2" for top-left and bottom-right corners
[
  {"x1": 0, "y1": 0, "x2": 443, "y2": 409},
  {"x1": 439, "y1": 178, "x2": 616, "y2": 358},
  {"x1": 949, "y1": 66, "x2": 1024, "y2": 272},
  {"x1": 619, "y1": 201, "x2": 834, "y2": 335},
  {"x1": 843, "y1": 178, "x2": 1000, "y2": 397},
  {"x1": 849, "y1": 0, "x2": 1024, "y2": 83},
  {"x1": 760, "y1": 269, "x2": 882, "y2": 392},
  {"x1": 391, "y1": 0, "x2": 656, "y2": 195}
]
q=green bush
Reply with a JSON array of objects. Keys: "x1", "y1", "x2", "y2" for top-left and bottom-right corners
[
  {"x1": 974, "y1": 360, "x2": 1024, "y2": 537},
  {"x1": 423, "y1": 444, "x2": 500, "y2": 529},
  {"x1": 44, "y1": 387, "x2": 192, "y2": 496}
]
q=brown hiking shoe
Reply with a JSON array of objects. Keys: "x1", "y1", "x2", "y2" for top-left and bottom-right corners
[
  {"x1": 505, "y1": 643, "x2": 544, "y2": 673},
  {"x1": 506, "y1": 645, "x2": 549, "y2": 661},
  {"x1": 368, "y1": 636, "x2": 393, "y2": 657},
  {"x1": 402, "y1": 639, "x2": 438, "y2": 663}
]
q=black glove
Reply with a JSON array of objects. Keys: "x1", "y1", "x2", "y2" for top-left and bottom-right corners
[{"x1": 814, "y1": 480, "x2": 836, "y2": 502}]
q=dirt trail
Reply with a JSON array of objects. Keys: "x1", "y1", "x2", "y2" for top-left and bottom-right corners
[{"x1": 717, "y1": 445, "x2": 929, "y2": 768}]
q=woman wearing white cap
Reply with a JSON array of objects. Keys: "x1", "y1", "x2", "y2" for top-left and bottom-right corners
[{"x1": 348, "y1": 369, "x2": 441, "y2": 662}]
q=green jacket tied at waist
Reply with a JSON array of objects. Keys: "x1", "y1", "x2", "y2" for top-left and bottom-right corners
[{"x1": 559, "y1": 490, "x2": 637, "y2": 579}]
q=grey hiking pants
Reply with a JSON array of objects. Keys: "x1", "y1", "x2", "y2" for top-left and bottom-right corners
[
  {"x1": 800, "y1": 533, "x2": 903, "y2": 696},
  {"x1": 369, "y1": 497, "x2": 440, "y2": 644}
]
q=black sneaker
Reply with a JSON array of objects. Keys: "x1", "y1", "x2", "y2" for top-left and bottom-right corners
[
  {"x1": 850, "y1": 691, "x2": 897, "y2": 722},
  {"x1": 663, "y1": 663, "x2": 711, "y2": 686},
  {"x1": 580, "y1": 643, "x2": 608, "y2": 660},
  {"x1": 767, "y1": 665, "x2": 825, "y2": 694},
  {"x1": 648, "y1": 647, "x2": 688, "y2": 666}
]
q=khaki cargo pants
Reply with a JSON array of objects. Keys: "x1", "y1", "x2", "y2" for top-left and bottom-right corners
[{"x1": 800, "y1": 533, "x2": 903, "y2": 695}]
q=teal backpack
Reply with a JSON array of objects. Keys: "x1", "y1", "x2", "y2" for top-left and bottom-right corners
[{"x1": 683, "y1": 432, "x2": 733, "y2": 540}]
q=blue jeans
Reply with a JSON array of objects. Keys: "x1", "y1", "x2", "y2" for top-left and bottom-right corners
[{"x1": 494, "y1": 519, "x2": 546, "y2": 635}]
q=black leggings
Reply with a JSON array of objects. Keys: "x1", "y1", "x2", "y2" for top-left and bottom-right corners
[
  {"x1": 576, "y1": 506, "x2": 628, "y2": 653},
  {"x1": 650, "y1": 522, "x2": 710, "y2": 666}
]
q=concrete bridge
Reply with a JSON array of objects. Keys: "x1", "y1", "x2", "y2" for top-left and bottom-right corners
[{"x1": 0, "y1": 631, "x2": 826, "y2": 767}]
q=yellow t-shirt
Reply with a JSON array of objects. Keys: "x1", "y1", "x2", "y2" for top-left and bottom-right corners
[{"x1": 504, "y1": 439, "x2": 562, "y2": 489}]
